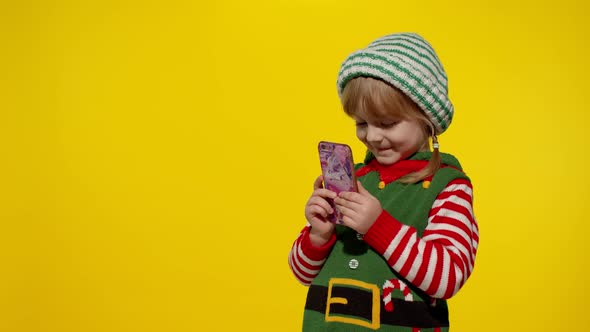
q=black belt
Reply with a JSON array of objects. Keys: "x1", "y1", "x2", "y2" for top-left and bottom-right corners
[{"x1": 305, "y1": 281, "x2": 449, "y2": 329}]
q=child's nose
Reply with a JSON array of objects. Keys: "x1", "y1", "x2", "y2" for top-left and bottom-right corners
[{"x1": 366, "y1": 125, "x2": 383, "y2": 142}]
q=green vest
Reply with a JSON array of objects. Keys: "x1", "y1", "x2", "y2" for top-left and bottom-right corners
[{"x1": 303, "y1": 152, "x2": 469, "y2": 331}]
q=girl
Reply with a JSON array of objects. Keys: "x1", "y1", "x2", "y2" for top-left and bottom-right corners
[{"x1": 288, "y1": 33, "x2": 479, "y2": 331}]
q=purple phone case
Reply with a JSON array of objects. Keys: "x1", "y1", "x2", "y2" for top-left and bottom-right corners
[{"x1": 318, "y1": 141, "x2": 356, "y2": 223}]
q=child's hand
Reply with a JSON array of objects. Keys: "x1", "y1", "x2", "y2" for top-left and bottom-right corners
[
  {"x1": 334, "y1": 181, "x2": 382, "y2": 235},
  {"x1": 305, "y1": 175, "x2": 337, "y2": 246}
]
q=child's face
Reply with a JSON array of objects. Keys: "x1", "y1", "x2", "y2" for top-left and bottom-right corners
[{"x1": 354, "y1": 114, "x2": 428, "y2": 165}]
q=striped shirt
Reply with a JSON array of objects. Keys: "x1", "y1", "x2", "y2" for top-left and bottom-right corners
[{"x1": 288, "y1": 178, "x2": 478, "y2": 299}]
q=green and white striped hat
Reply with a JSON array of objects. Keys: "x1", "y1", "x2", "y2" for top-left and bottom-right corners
[{"x1": 337, "y1": 33, "x2": 453, "y2": 134}]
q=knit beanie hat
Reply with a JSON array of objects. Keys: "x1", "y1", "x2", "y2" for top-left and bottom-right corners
[{"x1": 337, "y1": 33, "x2": 453, "y2": 134}]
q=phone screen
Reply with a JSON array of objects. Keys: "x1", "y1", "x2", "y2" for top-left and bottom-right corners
[{"x1": 318, "y1": 141, "x2": 357, "y2": 223}]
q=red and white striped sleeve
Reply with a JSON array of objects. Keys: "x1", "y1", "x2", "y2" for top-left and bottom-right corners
[
  {"x1": 288, "y1": 225, "x2": 337, "y2": 286},
  {"x1": 363, "y1": 178, "x2": 479, "y2": 299}
]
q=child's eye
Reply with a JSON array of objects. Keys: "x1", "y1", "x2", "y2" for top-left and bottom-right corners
[
  {"x1": 355, "y1": 122, "x2": 367, "y2": 128},
  {"x1": 381, "y1": 121, "x2": 398, "y2": 128}
]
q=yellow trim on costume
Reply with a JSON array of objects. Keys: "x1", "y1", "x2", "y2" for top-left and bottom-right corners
[
  {"x1": 329, "y1": 297, "x2": 348, "y2": 305},
  {"x1": 325, "y1": 278, "x2": 380, "y2": 330}
]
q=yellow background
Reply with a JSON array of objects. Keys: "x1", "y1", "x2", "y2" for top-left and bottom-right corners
[{"x1": 1, "y1": 0, "x2": 589, "y2": 331}]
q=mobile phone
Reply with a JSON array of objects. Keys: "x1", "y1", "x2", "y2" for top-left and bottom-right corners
[{"x1": 318, "y1": 141, "x2": 357, "y2": 223}]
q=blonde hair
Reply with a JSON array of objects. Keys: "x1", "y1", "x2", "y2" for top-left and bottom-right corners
[{"x1": 341, "y1": 77, "x2": 441, "y2": 184}]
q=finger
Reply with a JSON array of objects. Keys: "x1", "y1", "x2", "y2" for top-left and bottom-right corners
[
  {"x1": 357, "y1": 181, "x2": 370, "y2": 195},
  {"x1": 334, "y1": 196, "x2": 361, "y2": 210},
  {"x1": 312, "y1": 188, "x2": 337, "y2": 199},
  {"x1": 337, "y1": 191, "x2": 364, "y2": 204},
  {"x1": 313, "y1": 175, "x2": 324, "y2": 190},
  {"x1": 338, "y1": 214, "x2": 355, "y2": 228},
  {"x1": 309, "y1": 216, "x2": 327, "y2": 224},
  {"x1": 334, "y1": 203, "x2": 357, "y2": 219},
  {"x1": 308, "y1": 197, "x2": 334, "y2": 214},
  {"x1": 307, "y1": 204, "x2": 329, "y2": 218}
]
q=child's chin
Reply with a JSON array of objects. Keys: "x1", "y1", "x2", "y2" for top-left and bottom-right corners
[{"x1": 375, "y1": 155, "x2": 401, "y2": 165}]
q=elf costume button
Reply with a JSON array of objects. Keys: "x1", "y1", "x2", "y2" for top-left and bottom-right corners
[
  {"x1": 348, "y1": 259, "x2": 359, "y2": 269},
  {"x1": 378, "y1": 181, "x2": 385, "y2": 189}
]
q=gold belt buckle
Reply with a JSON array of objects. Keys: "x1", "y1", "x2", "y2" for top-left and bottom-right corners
[{"x1": 325, "y1": 278, "x2": 380, "y2": 330}]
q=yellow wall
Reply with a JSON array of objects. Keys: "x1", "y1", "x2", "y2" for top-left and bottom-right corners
[{"x1": 2, "y1": 0, "x2": 589, "y2": 331}]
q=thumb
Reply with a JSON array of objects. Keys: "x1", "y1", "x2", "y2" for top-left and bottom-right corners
[{"x1": 357, "y1": 181, "x2": 369, "y2": 195}]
